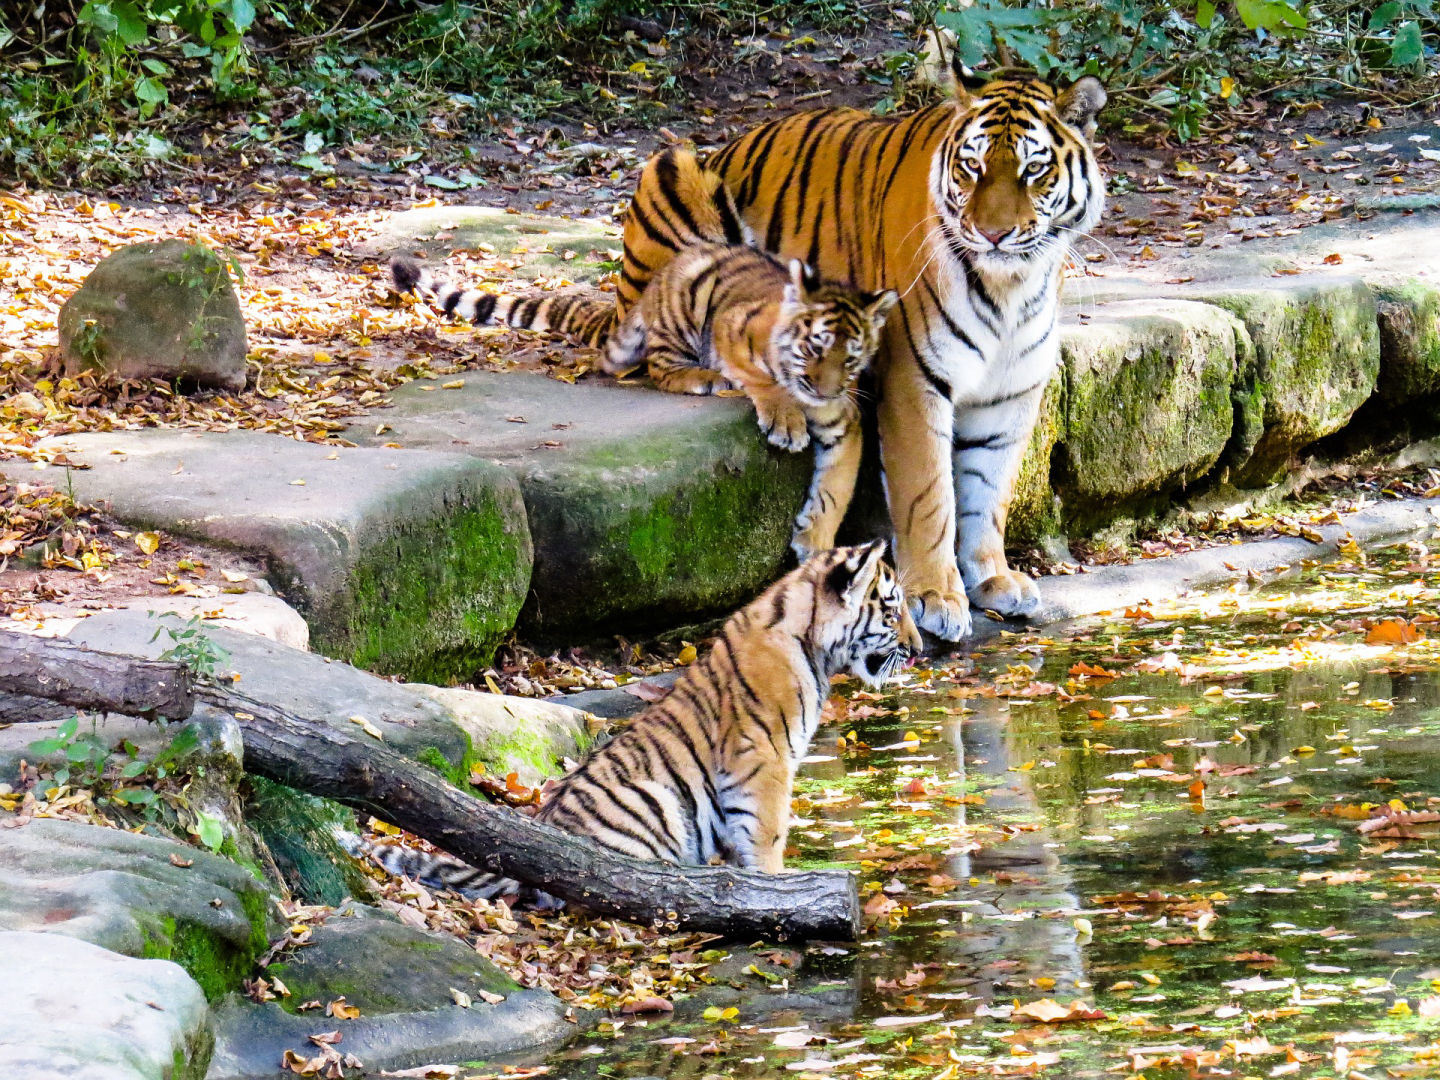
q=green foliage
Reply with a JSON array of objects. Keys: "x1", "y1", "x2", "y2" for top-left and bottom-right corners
[
  {"x1": 934, "y1": 0, "x2": 1437, "y2": 140},
  {"x1": 29, "y1": 715, "x2": 110, "y2": 789},
  {"x1": 150, "y1": 615, "x2": 233, "y2": 681}
]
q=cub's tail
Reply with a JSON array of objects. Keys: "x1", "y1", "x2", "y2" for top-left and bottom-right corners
[
  {"x1": 390, "y1": 257, "x2": 616, "y2": 348},
  {"x1": 337, "y1": 829, "x2": 562, "y2": 910}
]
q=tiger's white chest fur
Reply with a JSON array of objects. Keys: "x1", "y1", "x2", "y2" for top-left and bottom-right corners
[{"x1": 929, "y1": 238, "x2": 1066, "y2": 407}]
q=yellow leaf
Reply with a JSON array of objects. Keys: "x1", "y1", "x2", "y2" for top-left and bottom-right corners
[
  {"x1": 676, "y1": 643, "x2": 697, "y2": 665},
  {"x1": 290, "y1": 479, "x2": 306, "y2": 486},
  {"x1": 326, "y1": 997, "x2": 360, "y2": 1019},
  {"x1": 442, "y1": 380, "x2": 464, "y2": 390},
  {"x1": 1219, "y1": 76, "x2": 1235, "y2": 98},
  {"x1": 135, "y1": 532, "x2": 161, "y2": 555},
  {"x1": 347, "y1": 715, "x2": 384, "y2": 740},
  {"x1": 484, "y1": 673, "x2": 503, "y2": 695}
]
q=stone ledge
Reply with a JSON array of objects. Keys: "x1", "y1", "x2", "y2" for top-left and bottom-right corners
[
  {"x1": 343, "y1": 370, "x2": 811, "y2": 642},
  {"x1": 41, "y1": 429, "x2": 533, "y2": 682}
]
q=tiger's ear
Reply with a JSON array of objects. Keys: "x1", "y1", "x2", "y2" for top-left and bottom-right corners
[
  {"x1": 785, "y1": 259, "x2": 820, "y2": 303},
  {"x1": 949, "y1": 54, "x2": 989, "y2": 100},
  {"x1": 825, "y1": 540, "x2": 888, "y2": 609},
  {"x1": 1057, "y1": 75, "x2": 1107, "y2": 137},
  {"x1": 866, "y1": 289, "x2": 900, "y2": 323}
]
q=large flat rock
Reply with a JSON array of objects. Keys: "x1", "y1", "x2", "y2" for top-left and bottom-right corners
[
  {"x1": 0, "y1": 931, "x2": 212, "y2": 1080},
  {"x1": 346, "y1": 371, "x2": 811, "y2": 640},
  {"x1": 208, "y1": 908, "x2": 570, "y2": 1079},
  {"x1": 0, "y1": 819, "x2": 275, "y2": 1001},
  {"x1": 39, "y1": 429, "x2": 533, "y2": 681},
  {"x1": 362, "y1": 204, "x2": 619, "y2": 285}
]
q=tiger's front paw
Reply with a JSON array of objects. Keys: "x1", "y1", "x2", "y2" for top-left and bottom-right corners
[
  {"x1": 758, "y1": 404, "x2": 810, "y2": 451},
  {"x1": 967, "y1": 568, "x2": 1041, "y2": 618},
  {"x1": 908, "y1": 587, "x2": 972, "y2": 643}
]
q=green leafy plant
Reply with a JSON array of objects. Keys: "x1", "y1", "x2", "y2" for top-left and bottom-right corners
[
  {"x1": 149, "y1": 615, "x2": 232, "y2": 681},
  {"x1": 28, "y1": 716, "x2": 111, "y2": 789}
]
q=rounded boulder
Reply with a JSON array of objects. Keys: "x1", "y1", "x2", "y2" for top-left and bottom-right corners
[{"x1": 58, "y1": 239, "x2": 248, "y2": 392}]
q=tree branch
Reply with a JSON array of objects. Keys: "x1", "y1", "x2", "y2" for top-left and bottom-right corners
[{"x1": 0, "y1": 631, "x2": 195, "y2": 720}]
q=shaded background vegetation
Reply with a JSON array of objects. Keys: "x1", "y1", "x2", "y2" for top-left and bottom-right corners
[{"x1": 1, "y1": 0, "x2": 1436, "y2": 182}]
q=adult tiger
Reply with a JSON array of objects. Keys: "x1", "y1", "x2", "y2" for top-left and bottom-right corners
[{"x1": 621, "y1": 65, "x2": 1106, "y2": 641}]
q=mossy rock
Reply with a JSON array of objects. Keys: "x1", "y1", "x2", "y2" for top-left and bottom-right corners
[
  {"x1": 343, "y1": 371, "x2": 810, "y2": 643},
  {"x1": 205, "y1": 908, "x2": 570, "y2": 1077},
  {"x1": 1200, "y1": 277, "x2": 1379, "y2": 485},
  {"x1": 59, "y1": 239, "x2": 247, "y2": 392},
  {"x1": 0, "y1": 818, "x2": 277, "y2": 1002},
  {"x1": 1371, "y1": 277, "x2": 1440, "y2": 404},
  {"x1": 46, "y1": 429, "x2": 534, "y2": 682},
  {"x1": 265, "y1": 908, "x2": 519, "y2": 1012},
  {"x1": 405, "y1": 685, "x2": 593, "y2": 783},
  {"x1": 1052, "y1": 300, "x2": 1241, "y2": 532}
]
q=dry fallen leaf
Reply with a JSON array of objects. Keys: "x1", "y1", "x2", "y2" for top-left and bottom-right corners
[{"x1": 1012, "y1": 998, "x2": 1107, "y2": 1023}]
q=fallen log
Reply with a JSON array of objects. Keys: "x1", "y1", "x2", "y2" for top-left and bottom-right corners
[
  {"x1": 0, "y1": 631, "x2": 195, "y2": 721},
  {"x1": 201, "y1": 687, "x2": 860, "y2": 941},
  {"x1": 0, "y1": 630, "x2": 860, "y2": 939}
]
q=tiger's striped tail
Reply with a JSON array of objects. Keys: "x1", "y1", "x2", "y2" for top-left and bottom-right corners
[
  {"x1": 337, "y1": 829, "x2": 563, "y2": 909},
  {"x1": 391, "y1": 257, "x2": 616, "y2": 348}
]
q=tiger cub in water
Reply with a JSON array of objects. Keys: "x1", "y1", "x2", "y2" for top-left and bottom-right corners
[
  {"x1": 390, "y1": 247, "x2": 897, "y2": 559},
  {"x1": 349, "y1": 542, "x2": 921, "y2": 903}
]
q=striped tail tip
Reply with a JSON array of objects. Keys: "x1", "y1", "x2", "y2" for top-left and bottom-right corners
[{"x1": 390, "y1": 256, "x2": 425, "y2": 294}]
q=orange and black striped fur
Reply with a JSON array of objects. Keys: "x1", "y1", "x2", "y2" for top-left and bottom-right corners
[
  {"x1": 389, "y1": 256, "x2": 619, "y2": 348},
  {"x1": 605, "y1": 243, "x2": 898, "y2": 559},
  {"x1": 620, "y1": 67, "x2": 1107, "y2": 642},
  {"x1": 350, "y1": 542, "x2": 921, "y2": 902}
]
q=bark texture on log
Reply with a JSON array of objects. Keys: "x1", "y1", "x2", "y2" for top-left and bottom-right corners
[
  {"x1": 0, "y1": 631, "x2": 195, "y2": 720},
  {"x1": 0, "y1": 691, "x2": 77, "y2": 725},
  {"x1": 202, "y1": 688, "x2": 861, "y2": 941}
]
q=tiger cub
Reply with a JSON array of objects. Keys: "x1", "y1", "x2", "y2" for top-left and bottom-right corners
[
  {"x1": 351, "y1": 542, "x2": 921, "y2": 902},
  {"x1": 390, "y1": 246, "x2": 897, "y2": 560}
]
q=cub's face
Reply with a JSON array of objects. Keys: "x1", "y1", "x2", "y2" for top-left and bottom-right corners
[
  {"x1": 811, "y1": 541, "x2": 924, "y2": 687},
  {"x1": 775, "y1": 272, "x2": 899, "y2": 407}
]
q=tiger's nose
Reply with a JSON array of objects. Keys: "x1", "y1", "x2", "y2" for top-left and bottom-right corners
[{"x1": 977, "y1": 226, "x2": 1008, "y2": 245}]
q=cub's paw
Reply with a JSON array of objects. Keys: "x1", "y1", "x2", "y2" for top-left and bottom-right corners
[
  {"x1": 758, "y1": 404, "x2": 810, "y2": 451},
  {"x1": 967, "y1": 569, "x2": 1041, "y2": 619},
  {"x1": 658, "y1": 369, "x2": 734, "y2": 396},
  {"x1": 908, "y1": 587, "x2": 972, "y2": 642}
]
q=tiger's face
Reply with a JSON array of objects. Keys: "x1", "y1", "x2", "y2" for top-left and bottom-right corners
[
  {"x1": 932, "y1": 70, "x2": 1106, "y2": 278},
  {"x1": 775, "y1": 261, "x2": 899, "y2": 407},
  {"x1": 811, "y1": 541, "x2": 924, "y2": 687}
]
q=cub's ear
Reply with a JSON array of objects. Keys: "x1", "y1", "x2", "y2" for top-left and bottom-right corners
[
  {"x1": 784, "y1": 258, "x2": 809, "y2": 305},
  {"x1": 1057, "y1": 75, "x2": 1107, "y2": 137},
  {"x1": 825, "y1": 540, "x2": 888, "y2": 609},
  {"x1": 866, "y1": 289, "x2": 900, "y2": 322}
]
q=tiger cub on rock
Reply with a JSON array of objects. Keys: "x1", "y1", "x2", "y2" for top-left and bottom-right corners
[
  {"x1": 390, "y1": 245, "x2": 897, "y2": 560},
  {"x1": 350, "y1": 542, "x2": 921, "y2": 903}
]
